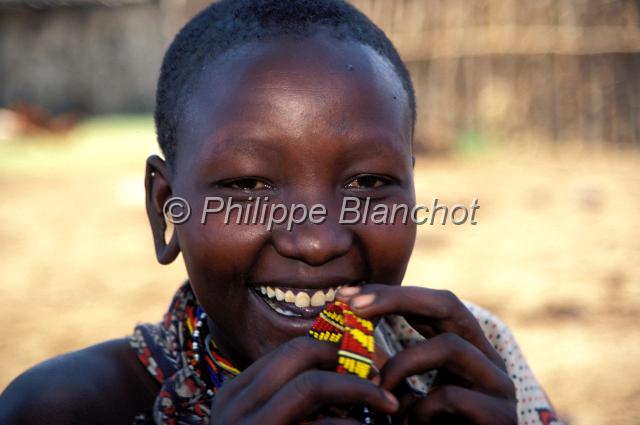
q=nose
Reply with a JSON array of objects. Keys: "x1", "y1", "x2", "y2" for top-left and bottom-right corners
[{"x1": 271, "y1": 217, "x2": 353, "y2": 266}]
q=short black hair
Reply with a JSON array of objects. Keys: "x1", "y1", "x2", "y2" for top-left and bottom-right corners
[{"x1": 156, "y1": 0, "x2": 416, "y2": 168}]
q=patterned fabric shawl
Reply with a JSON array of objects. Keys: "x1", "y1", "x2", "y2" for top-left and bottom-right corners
[{"x1": 128, "y1": 283, "x2": 562, "y2": 425}]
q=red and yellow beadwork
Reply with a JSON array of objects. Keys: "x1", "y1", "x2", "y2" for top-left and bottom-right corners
[{"x1": 308, "y1": 301, "x2": 374, "y2": 379}]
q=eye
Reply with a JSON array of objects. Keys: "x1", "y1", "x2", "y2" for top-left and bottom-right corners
[
  {"x1": 224, "y1": 178, "x2": 272, "y2": 192},
  {"x1": 345, "y1": 175, "x2": 391, "y2": 190}
]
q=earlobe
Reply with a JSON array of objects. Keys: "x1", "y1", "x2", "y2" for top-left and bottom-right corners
[{"x1": 145, "y1": 155, "x2": 180, "y2": 265}]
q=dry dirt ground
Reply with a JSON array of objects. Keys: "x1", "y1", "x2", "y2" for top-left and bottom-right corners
[{"x1": 1, "y1": 117, "x2": 638, "y2": 424}]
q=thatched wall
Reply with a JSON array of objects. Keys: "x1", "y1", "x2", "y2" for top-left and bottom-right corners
[
  {"x1": 352, "y1": 0, "x2": 640, "y2": 148},
  {"x1": 0, "y1": 1, "x2": 167, "y2": 114},
  {"x1": 1, "y1": 0, "x2": 638, "y2": 147}
]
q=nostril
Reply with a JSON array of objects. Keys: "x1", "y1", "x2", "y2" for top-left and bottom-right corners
[{"x1": 271, "y1": 222, "x2": 352, "y2": 266}]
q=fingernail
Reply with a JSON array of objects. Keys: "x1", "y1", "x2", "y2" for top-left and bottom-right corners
[
  {"x1": 337, "y1": 286, "x2": 360, "y2": 297},
  {"x1": 351, "y1": 293, "x2": 376, "y2": 309},
  {"x1": 382, "y1": 389, "x2": 399, "y2": 407}
]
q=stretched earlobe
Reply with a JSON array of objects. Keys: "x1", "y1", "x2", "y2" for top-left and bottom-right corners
[
  {"x1": 145, "y1": 155, "x2": 180, "y2": 265},
  {"x1": 157, "y1": 226, "x2": 180, "y2": 265}
]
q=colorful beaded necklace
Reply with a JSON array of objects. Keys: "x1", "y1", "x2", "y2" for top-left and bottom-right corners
[
  {"x1": 307, "y1": 300, "x2": 377, "y2": 424},
  {"x1": 308, "y1": 300, "x2": 375, "y2": 379},
  {"x1": 185, "y1": 305, "x2": 240, "y2": 396},
  {"x1": 185, "y1": 301, "x2": 377, "y2": 422}
]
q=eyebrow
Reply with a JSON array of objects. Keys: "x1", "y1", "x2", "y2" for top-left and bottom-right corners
[
  {"x1": 198, "y1": 132, "x2": 282, "y2": 162},
  {"x1": 336, "y1": 132, "x2": 410, "y2": 161}
]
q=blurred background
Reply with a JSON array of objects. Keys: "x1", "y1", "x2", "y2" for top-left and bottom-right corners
[{"x1": 0, "y1": 1, "x2": 638, "y2": 424}]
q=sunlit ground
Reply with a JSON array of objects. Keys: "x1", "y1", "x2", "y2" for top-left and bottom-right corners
[{"x1": 1, "y1": 116, "x2": 638, "y2": 424}]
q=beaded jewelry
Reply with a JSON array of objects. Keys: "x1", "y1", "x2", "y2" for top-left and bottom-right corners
[
  {"x1": 308, "y1": 300, "x2": 377, "y2": 424},
  {"x1": 308, "y1": 301, "x2": 375, "y2": 379},
  {"x1": 186, "y1": 305, "x2": 240, "y2": 396},
  {"x1": 184, "y1": 301, "x2": 378, "y2": 424}
]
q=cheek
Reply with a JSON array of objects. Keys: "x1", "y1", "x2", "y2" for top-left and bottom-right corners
[
  {"x1": 177, "y1": 220, "x2": 281, "y2": 359},
  {"x1": 354, "y1": 190, "x2": 417, "y2": 283},
  {"x1": 178, "y1": 220, "x2": 264, "y2": 284},
  {"x1": 356, "y1": 220, "x2": 416, "y2": 283},
  {"x1": 176, "y1": 218, "x2": 269, "y2": 324}
]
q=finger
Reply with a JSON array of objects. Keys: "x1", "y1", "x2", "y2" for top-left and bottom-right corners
[
  {"x1": 409, "y1": 385, "x2": 518, "y2": 425},
  {"x1": 337, "y1": 284, "x2": 505, "y2": 371},
  {"x1": 379, "y1": 333, "x2": 515, "y2": 400},
  {"x1": 243, "y1": 336, "x2": 343, "y2": 406},
  {"x1": 336, "y1": 285, "x2": 470, "y2": 332},
  {"x1": 313, "y1": 419, "x2": 362, "y2": 425},
  {"x1": 391, "y1": 391, "x2": 420, "y2": 425},
  {"x1": 255, "y1": 371, "x2": 399, "y2": 425},
  {"x1": 215, "y1": 336, "x2": 339, "y2": 408}
]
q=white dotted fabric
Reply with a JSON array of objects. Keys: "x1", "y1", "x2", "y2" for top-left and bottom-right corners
[{"x1": 374, "y1": 301, "x2": 563, "y2": 425}]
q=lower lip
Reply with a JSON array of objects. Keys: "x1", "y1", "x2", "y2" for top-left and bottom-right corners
[
  {"x1": 249, "y1": 289, "x2": 323, "y2": 335},
  {"x1": 260, "y1": 289, "x2": 330, "y2": 318}
]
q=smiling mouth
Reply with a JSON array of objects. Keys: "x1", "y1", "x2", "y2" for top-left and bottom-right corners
[{"x1": 253, "y1": 284, "x2": 357, "y2": 319}]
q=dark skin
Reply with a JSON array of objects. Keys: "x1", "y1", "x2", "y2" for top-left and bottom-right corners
[
  {"x1": 0, "y1": 339, "x2": 158, "y2": 424},
  {"x1": 0, "y1": 33, "x2": 516, "y2": 424}
]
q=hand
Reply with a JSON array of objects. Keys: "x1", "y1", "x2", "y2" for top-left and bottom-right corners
[
  {"x1": 209, "y1": 336, "x2": 399, "y2": 425},
  {"x1": 336, "y1": 285, "x2": 517, "y2": 425}
]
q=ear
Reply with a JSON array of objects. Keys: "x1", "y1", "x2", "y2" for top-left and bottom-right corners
[{"x1": 145, "y1": 155, "x2": 180, "y2": 265}]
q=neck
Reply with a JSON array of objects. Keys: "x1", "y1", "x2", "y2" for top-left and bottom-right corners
[{"x1": 206, "y1": 316, "x2": 253, "y2": 371}]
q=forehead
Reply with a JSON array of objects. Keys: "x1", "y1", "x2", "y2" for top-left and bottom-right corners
[{"x1": 176, "y1": 33, "x2": 412, "y2": 171}]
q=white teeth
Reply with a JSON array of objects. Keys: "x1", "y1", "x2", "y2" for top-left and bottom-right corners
[
  {"x1": 325, "y1": 288, "x2": 335, "y2": 302},
  {"x1": 274, "y1": 306, "x2": 298, "y2": 317},
  {"x1": 310, "y1": 290, "x2": 325, "y2": 307},
  {"x1": 275, "y1": 288, "x2": 285, "y2": 301},
  {"x1": 257, "y1": 285, "x2": 346, "y2": 307},
  {"x1": 295, "y1": 292, "x2": 310, "y2": 308},
  {"x1": 284, "y1": 290, "x2": 296, "y2": 303}
]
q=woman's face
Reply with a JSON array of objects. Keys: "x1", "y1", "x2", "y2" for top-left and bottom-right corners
[{"x1": 167, "y1": 34, "x2": 416, "y2": 368}]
